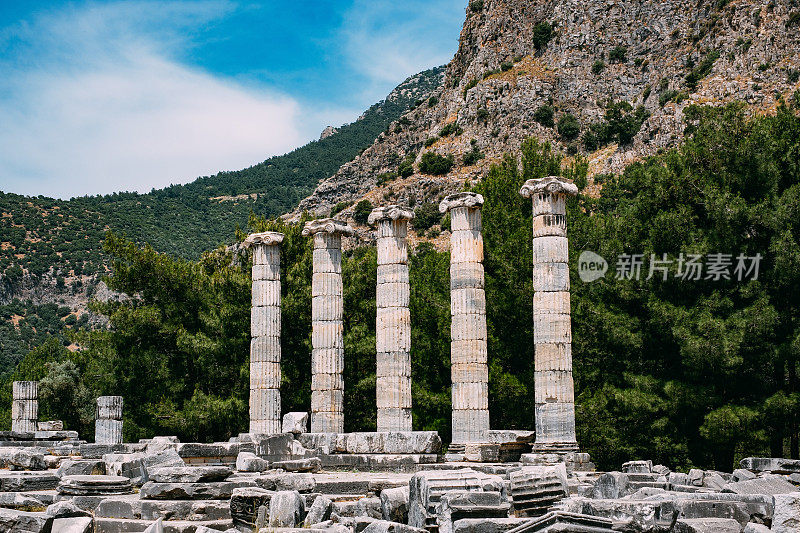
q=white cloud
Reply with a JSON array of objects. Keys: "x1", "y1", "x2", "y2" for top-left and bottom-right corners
[
  {"x1": 0, "y1": 2, "x2": 305, "y2": 199},
  {"x1": 339, "y1": 0, "x2": 465, "y2": 101}
]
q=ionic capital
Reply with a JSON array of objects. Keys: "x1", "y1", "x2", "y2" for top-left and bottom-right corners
[
  {"x1": 439, "y1": 192, "x2": 484, "y2": 214},
  {"x1": 244, "y1": 232, "x2": 285, "y2": 247},
  {"x1": 368, "y1": 205, "x2": 415, "y2": 225},
  {"x1": 302, "y1": 218, "x2": 355, "y2": 237},
  {"x1": 520, "y1": 176, "x2": 578, "y2": 198}
]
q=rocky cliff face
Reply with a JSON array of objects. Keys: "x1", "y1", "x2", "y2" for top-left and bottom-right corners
[{"x1": 297, "y1": 0, "x2": 800, "y2": 223}]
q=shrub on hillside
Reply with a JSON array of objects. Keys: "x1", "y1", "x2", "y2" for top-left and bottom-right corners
[
  {"x1": 413, "y1": 202, "x2": 442, "y2": 232},
  {"x1": 532, "y1": 22, "x2": 555, "y2": 50},
  {"x1": 557, "y1": 113, "x2": 581, "y2": 141},
  {"x1": 418, "y1": 153, "x2": 455, "y2": 175},
  {"x1": 353, "y1": 200, "x2": 373, "y2": 225},
  {"x1": 609, "y1": 46, "x2": 628, "y2": 63},
  {"x1": 534, "y1": 105, "x2": 555, "y2": 128}
]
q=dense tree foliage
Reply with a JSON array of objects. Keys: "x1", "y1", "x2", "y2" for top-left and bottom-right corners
[{"x1": 4, "y1": 103, "x2": 799, "y2": 473}]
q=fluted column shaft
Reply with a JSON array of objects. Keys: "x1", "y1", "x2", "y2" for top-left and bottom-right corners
[
  {"x1": 304, "y1": 219, "x2": 354, "y2": 433},
  {"x1": 245, "y1": 232, "x2": 285, "y2": 435},
  {"x1": 440, "y1": 193, "x2": 489, "y2": 445},
  {"x1": 371, "y1": 206, "x2": 414, "y2": 431},
  {"x1": 11, "y1": 381, "x2": 38, "y2": 433},
  {"x1": 521, "y1": 177, "x2": 579, "y2": 452},
  {"x1": 95, "y1": 396, "x2": 123, "y2": 444}
]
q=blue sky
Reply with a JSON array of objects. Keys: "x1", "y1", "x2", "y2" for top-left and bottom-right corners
[{"x1": 0, "y1": 1, "x2": 465, "y2": 198}]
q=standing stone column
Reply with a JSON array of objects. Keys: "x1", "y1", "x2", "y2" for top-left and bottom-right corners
[
  {"x1": 244, "y1": 232, "x2": 285, "y2": 435},
  {"x1": 520, "y1": 176, "x2": 579, "y2": 452},
  {"x1": 303, "y1": 219, "x2": 354, "y2": 433},
  {"x1": 11, "y1": 381, "x2": 38, "y2": 433},
  {"x1": 369, "y1": 205, "x2": 414, "y2": 432},
  {"x1": 95, "y1": 396, "x2": 123, "y2": 444},
  {"x1": 439, "y1": 193, "x2": 489, "y2": 446}
]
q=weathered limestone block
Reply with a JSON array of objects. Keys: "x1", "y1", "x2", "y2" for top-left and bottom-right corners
[
  {"x1": 740, "y1": 457, "x2": 800, "y2": 474},
  {"x1": 236, "y1": 452, "x2": 269, "y2": 472},
  {"x1": 0, "y1": 471, "x2": 59, "y2": 492},
  {"x1": 147, "y1": 466, "x2": 231, "y2": 483},
  {"x1": 58, "y1": 475, "x2": 132, "y2": 496},
  {"x1": 452, "y1": 518, "x2": 531, "y2": 533},
  {"x1": 722, "y1": 474, "x2": 797, "y2": 495},
  {"x1": 0, "y1": 508, "x2": 52, "y2": 532},
  {"x1": 436, "y1": 491, "x2": 511, "y2": 533},
  {"x1": 245, "y1": 231, "x2": 285, "y2": 435},
  {"x1": 382, "y1": 486, "x2": 410, "y2": 523},
  {"x1": 268, "y1": 490, "x2": 305, "y2": 527},
  {"x1": 95, "y1": 396, "x2": 124, "y2": 445},
  {"x1": 409, "y1": 469, "x2": 505, "y2": 531},
  {"x1": 590, "y1": 472, "x2": 630, "y2": 499},
  {"x1": 11, "y1": 381, "x2": 38, "y2": 433},
  {"x1": 257, "y1": 472, "x2": 316, "y2": 493},
  {"x1": 231, "y1": 486, "x2": 274, "y2": 529},
  {"x1": 283, "y1": 412, "x2": 310, "y2": 434},
  {"x1": 306, "y1": 495, "x2": 333, "y2": 526},
  {"x1": 673, "y1": 518, "x2": 742, "y2": 533},
  {"x1": 362, "y1": 520, "x2": 427, "y2": 533},
  {"x1": 103, "y1": 449, "x2": 184, "y2": 486},
  {"x1": 273, "y1": 457, "x2": 322, "y2": 473},
  {"x1": 509, "y1": 465, "x2": 568, "y2": 517},
  {"x1": 772, "y1": 492, "x2": 800, "y2": 533}
]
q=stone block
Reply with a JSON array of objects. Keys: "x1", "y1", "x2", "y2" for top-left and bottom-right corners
[
  {"x1": 58, "y1": 475, "x2": 132, "y2": 496},
  {"x1": 733, "y1": 469, "x2": 756, "y2": 482},
  {"x1": 236, "y1": 451, "x2": 269, "y2": 473},
  {"x1": 409, "y1": 469, "x2": 504, "y2": 531},
  {"x1": 773, "y1": 492, "x2": 800, "y2": 533},
  {"x1": 1, "y1": 448, "x2": 47, "y2": 471},
  {"x1": 273, "y1": 457, "x2": 322, "y2": 473},
  {"x1": 621, "y1": 460, "x2": 652, "y2": 474},
  {"x1": 230, "y1": 486, "x2": 274, "y2": 529},
  {"x1": 436, "y1": 491, "x2": 510, "y2": 533},
  {"x1": 722, "y1": 474, "x2": 797, "y2": 495},
  {"x1": 362, "y1": 520, "x2": 427, "y2": 533},
  {"x1": 463, "y1": 443, "x2": 499, "y2": 463},
  {"x1": 0, "y1": 508, "x2": 52, "y2": 532},
  {"x1": 52, "y1": 516, "x2": 93, "y2": 533},
  {"x1": 305, "y1": 495, "x2": 333, "y2": 526},
  {"x1": 509, "y1": 465, "x2": 568, "y2": 517},
  {"x1": 452, "y1": 518, "x2": 530, "y2": 533},
  {"x1": 37, "y1": 420, "x2": 63, "y2": 431},
  {"x1": 740, "y1": 457, "x2": 800, "y2": 474},
  {"x1": 381, "y1": 486, "x2": 409, "y2": 523},
  {"x1": 283, "y1": 412, "x2": 309, "y2": 434},
  {"x1": 140, "y1": 480, "x2": 257, "y2": 500},
  {"x1": 257, "y1": 472, "x2": 316, "y2": 493},
  {"x1": 0, "y1": 471, "x2": 60, "y2": 492},
  {"x1": 673, "y1": 518, "x2": 742, "y2": 533},
  {"x1": 268, "y1": 490, "x2": 305, "y2": 528},
  {"x1": 147, "y1": 466, "x2": 232, "y2": 483},
  {"x1": 589, "y1": 472, "x2": 630, "y2": 499},
  {"x1": 357, "y1": 496, "x2": 384, "y2": 519}
]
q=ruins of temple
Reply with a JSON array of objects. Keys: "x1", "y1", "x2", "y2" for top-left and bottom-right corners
[{"x1": 0, "y1": 182, "x2": 798, "y2": 532}]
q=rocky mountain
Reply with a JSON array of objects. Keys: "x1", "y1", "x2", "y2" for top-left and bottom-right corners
[{"x1": 297, "y1": 0, "x2": 800, "y2": 225}]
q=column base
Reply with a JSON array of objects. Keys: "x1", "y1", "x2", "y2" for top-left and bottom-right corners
[
  {"x1": 531, "y1": 441, "x2": 579, "y2": 453},
  {"x1": 521, "y1": 447, "x2": 595, "y2": 472}
]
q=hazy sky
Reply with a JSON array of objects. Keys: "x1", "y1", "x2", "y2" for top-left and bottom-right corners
[{"x1": 0, "y1": 1, "x2": 465, "y2": 199}]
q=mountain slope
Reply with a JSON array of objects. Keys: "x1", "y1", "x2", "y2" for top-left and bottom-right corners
[{"x1": 297, "y1": 0, "x2": 800, "y2": 219}]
